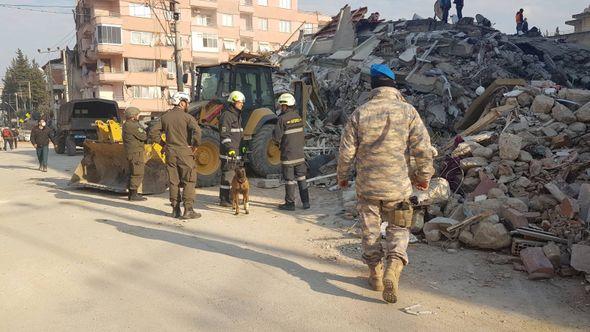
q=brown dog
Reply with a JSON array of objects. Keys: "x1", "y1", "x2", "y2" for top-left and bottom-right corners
[{"x1": 231, "y1": 167, "x2": 250, "y2": 215}]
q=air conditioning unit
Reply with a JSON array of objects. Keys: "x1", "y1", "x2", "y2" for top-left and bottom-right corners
[{"x1": 167, "y1": 72, "x2": 175, "y2": 80}]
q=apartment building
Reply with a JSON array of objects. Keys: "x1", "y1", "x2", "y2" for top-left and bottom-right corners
[{"x1": 75, "y1": 0, "x2": 329, "y2": 114}]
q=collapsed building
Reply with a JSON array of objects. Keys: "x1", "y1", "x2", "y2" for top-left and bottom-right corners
[{"x1": 270, "y1": 6, "x2": 590, "y2": 281}]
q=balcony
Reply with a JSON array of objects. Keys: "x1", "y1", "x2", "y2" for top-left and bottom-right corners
[
  {"x1": 190, "y1": 0, "x2": 218, "y2": 9},
  {"x1": 239, "y1": 0, "x2": 254, "y2": 13},
  {"x1": 94, "y1": 14, "x2": 122, "y2": 26},
  {"x1": 96, "y1": 43, "x2": 123, "y2": 55},
  {"x1": 98, "y1": 70, "x2": 125, "y2": 82}
]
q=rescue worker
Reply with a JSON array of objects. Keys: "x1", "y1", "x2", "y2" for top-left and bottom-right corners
[
  {"x1": 337, "y1": 64, "x2": 435, "y2": 303},
  {"x1": 440, "y1": 0, "x2": 452, "y2": 23},
  {"x1": 149, "y1": 92, "x2": 202, "y2": 220},
  {"x1": 272, "y1": 93, "x2": 310, "y2": 211},
  {"x1": 453, "y1": 0, "x2": 464, "y2": 20},
  {"x1": 218, "y1": 91, "x2": 245, "y2": 207},
  {"x1": 516, "y1": 8, "x2": 524, "y2": 35},
  {"x1": 122, "y1": 107, "x2": 147, "y2": 201}
]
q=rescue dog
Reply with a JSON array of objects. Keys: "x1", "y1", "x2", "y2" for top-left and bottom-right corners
[{"x1": 231, "y1": 166, "x2": 250, "y2": 215}]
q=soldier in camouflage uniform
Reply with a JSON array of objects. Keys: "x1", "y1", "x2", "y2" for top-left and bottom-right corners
[
  {"x1": 337, "y1": 64, "x2": 435, "y2": 303},
  {"x1": 122, "y1": 107, "x2": 148, "y2": 201}
]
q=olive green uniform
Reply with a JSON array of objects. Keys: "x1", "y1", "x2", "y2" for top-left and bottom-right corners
[
  {"x1": 338, "y1": 87, "x2": 435, "y2": 267},
  {"x1": 149, "y1": 106, "x2": 201, "y2": 209},
  {"x1": 123, "y1": 120, "x2": 147, "y2": 191}
]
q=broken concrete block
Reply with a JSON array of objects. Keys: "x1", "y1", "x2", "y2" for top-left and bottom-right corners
[
  {"x1": 571, "y1": 244, "x2": 590, "y2": 273},
  {"x1": 568, "y1": 122, "x2": 587, "y2": 133},
  {"x1": 399, "y1": 46, "x2": 418, "y2": 63},
  {"x1": 542, "y1": 242, "x2": 561, "y2": 268},
  {"x1": 541, "y1": 127, "x2": 558, "y2": 137},
  {"x1": 544, "y1": 182, "x2": 567, "y2": 202},
  {"x1": 425, "y1": 229, "x2": 442, "y2": 242},
  {"x1": 499, "y1": 133, "x2": 522, "y2": 161},
  {"x1": 575, "y1": 101, "x2": 590, "y2": 122},
  {"x1": 558, "y1": 197, "x2": 579, "y2": 219},
  {"x1": 406, "y1": 74, "x2": 438, "y2": 93},
  {"x1": 517, "y1": 92, "x2": 534, "y2": 107},
  {"x1": 551, "y1": 102, "x2": 577, "y2": 124},
  {"x1": 502, "y1": 207, "x2": 529, "y2": 229},
  {"x1": 578, "y1": 183, "x2": 590, "y2": 222},
  {"x1": 558, "y1": 88, "x2": 590, "y2": 104},
  {"x1": 460, "y1": 157, "x2": 488, "y2": 170},
  {"x1": 518, "y1": 150, "x2": 533, "y2": 162},
  {"x1": 451, "y1": 141, "x2": 483, "y2": 158},
  {"x1": 423, "y1": 217, "x2": 458, "y2": 239},
  {"x1": 466, "y1": 221, "x2": 512, "y2": 250},
  {"x1": 520, "y1": 247, "x2": 555, "y2": 279},
  {"x1": 530, "y1": 94, "x2": 554, "y2": 114},
  {"x1": 472, "y1": 147, "x2": 494, "y2": 159}
]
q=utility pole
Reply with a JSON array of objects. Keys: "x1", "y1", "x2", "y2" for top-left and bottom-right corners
[
  {"x1": 62, "y1": 49, "x2": 70, "y2": 102},
  {"x1": 14, "y1": 92, "x2": 19, "y2": 124},
  {"x1": 170, "y1": 1, "x2": 183, "y2": 91}
]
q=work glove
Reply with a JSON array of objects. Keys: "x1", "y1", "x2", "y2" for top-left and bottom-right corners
[{"x1": 228, "y1": 150, "x2": 236, "y2": 157}]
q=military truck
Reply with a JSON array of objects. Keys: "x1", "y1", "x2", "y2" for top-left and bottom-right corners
[{"x1": 55, "y1": 99, "x2": 119, "y2": 156}]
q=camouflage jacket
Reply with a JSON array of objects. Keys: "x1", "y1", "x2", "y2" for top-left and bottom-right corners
[{"x1": 337, "y1": 87, "x2": 435, "y2": 201}]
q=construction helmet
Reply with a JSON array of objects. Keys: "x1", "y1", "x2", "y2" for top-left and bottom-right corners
[
  {"x1": 227, "y1": 91, "x2": 246, "y2": 104},
  {"x1": 125, "y1": 107, "x2": 141, "y2": 118},
  {"x1": 170, "y1": 91, "x2": 190, "y2": 106},
  {"x1": 278, "y1": 93, "x2": 296, "y2": 107}
]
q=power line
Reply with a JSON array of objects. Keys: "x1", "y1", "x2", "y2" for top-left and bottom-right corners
[
  {"x1": 0, "y1": 4, "x2": 71, "y2": 14},
  {"x1": 0, "y1": 3, "x2": 75, "y2": 8}
]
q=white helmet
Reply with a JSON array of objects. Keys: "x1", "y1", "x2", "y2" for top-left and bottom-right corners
[
  {"x1": 278, "y1": 93, "x2": 296, "y2": 107},
  {"x1": 170, "y1": 91, "x2": 190, "y2": 106},
  {"x1": 227, "y1": 91, "x2": 246, "y2": 104}
]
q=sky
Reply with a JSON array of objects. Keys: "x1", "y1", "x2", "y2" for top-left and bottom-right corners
[{"x1": 0, "y1": 0, "x2": 588, "y2": 80}]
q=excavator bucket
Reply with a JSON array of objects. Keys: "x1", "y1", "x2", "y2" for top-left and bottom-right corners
[{"x1": 69, "y1": 120, "x2": 168, "y2": 194}]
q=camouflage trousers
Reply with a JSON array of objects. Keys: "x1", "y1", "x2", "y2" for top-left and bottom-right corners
[{"x1": 357, "y1": 196, "x2": 412, "y2": 267}]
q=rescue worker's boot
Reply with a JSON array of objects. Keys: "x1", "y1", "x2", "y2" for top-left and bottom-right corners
[
  {"x1": 128, "y1": 189, "x2": 147, "y2": 201},
  {"x1": 299, "y1": 186, "x2": 310, "y2": 210},
  {"x1": 278, "y1": 202, "x2": 295, "y2": 211},
  {"x1": 382, "y1": 259, "x2": 404, "y2": 303},
  {"x1": 171, "y1": 203, "x2": 182, "y2": 218},
  {"x1": 368, "y1": 263, "x2": 384, "y2": 291},
  {"x1": 42, "y1": 165, "x2": 47, "y2": 172},
  {"x1": 181, "y1": 206, "x2": 202, "y2": 220},
  {"x1": 219, "y1": 189, "x2": 232, "y2": 207}
]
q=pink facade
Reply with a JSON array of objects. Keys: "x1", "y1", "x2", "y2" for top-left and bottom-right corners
[{"x1": 75, "y1": 0, "x2": 329, "y2": 113}]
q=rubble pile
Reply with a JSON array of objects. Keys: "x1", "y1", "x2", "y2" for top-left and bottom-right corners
[{"x1": 273, "y1": 6, "x2": 590, "y2": 281}]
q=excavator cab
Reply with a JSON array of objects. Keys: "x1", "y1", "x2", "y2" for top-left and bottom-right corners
[{"x1": 191, "y1": 62, "x2": 281, "y2": 187}]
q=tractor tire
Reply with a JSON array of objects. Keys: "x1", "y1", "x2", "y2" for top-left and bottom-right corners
[
  {"x1": 54, "y1": 134, "x2": 65, "y2": 154},
  {"x1": 65, "y1": 135, "x2": 77, "y2": 156},
  {"x1": 195, "y1": 127, "x2": 221, "y2": 187},
  {"x1": 249, "y1": 124, "x2": 281, "y2": 177}
]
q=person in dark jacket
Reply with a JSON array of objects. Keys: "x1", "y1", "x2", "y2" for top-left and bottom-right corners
[
  {"x1": 149, "y1": 92, "x2": 202, "y2": 219},
  {"x1": 453, "y1": 0, "x2": 464, "y2": 20},
  {"x1": 11, "y1": 128, "x2": 19, "y2": 149},
  {"x1": 440, "y1": 0, "x2": 452, "y2": 23},
  {"x1": 218, "y1": 91, "x2": 245, "y2": 207},
  {"x1": 122, "y1": 107, "x2": 148, "y2": 201},
  {"x1": 30, "y1": 119, "x2": 54, "y2": 172},
  {"x1": 272, "y1": 93, "x2": 310, "y2": 211}
]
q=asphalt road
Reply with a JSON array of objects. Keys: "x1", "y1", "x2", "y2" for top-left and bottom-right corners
[{"x1": 0, "y1": 147, "x2": 588, "y2": 331}]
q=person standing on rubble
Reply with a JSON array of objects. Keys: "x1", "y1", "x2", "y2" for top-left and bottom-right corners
[
  {"x1": 516, "y1": 8, "x2": 524, "y2": 35},
  {"x1": 337, "y1": 64, "x2": 435, "y2": 303},
  {"x1": 272, "y1": 93, "x2": 310, "y2": 211},
  {"x1": 218, "y1": 91, "x2": 245, "y2": 207},
  {"x1": 453, "y1": 0, "x2": 464, "y2": 20},
  {"x1": 149, "y1": 92, "x2": 202, "y2": 220},
  {"x1": 440, "y1": 0, "x2": 452, "y2": 23},
  {"x1": 122, "y1": 107, "x2": 148, "y2": 201}
]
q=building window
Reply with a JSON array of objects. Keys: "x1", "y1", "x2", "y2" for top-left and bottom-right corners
[
  {"x1": 279, "y1": 20, "x2": 291, "y2": 33},
  {"x1": 96, "y1": 25, "x2": 121, "y2": 44},
  {"x1": 257, "y1": 0, "x2": 268, "y2": 5},
  {"x1": 125, "y1": 58, "x2": 156, "y2": 72},
  {"x1": 165, "y1": 35, "x2": 184, "y2": 48},
  {"x1": 240, "y1": 0, "x2": 253, "y2": 5},
  {"x1": 240, "y1": 38, "x2": 253, "y2": 51},
  {"x1": 130, "y1": 31, "x2": 154, "y2": 46},
  {"x1": 192, "y1": 32, "x2": 218, "y2": 52},
  {"x1": 131, "y1": 86, "x2": 162, "y2": 99},
  {"x1": 258, "y1": 42, "x2": 271, "y2": 52},
  {"x1": 195, "y1": 12, "x2": 214, "y2": 26},
  {"x1": 221, "y1": 14, "x2": 233, "y2": 27},
  {"x1": 259, "y1": 18, "x2": 268, "y2": 31},
  {"x1": 303, "y1": 23, "x2": 314, "y2": 34},
  {"x1": 129, "y1": 3, "x2": 151, "y2": 18},
  {"x1": 223, "y1": 39, "x2": 236, "y2": 51},
  {"x1": 279, "y1": 0, "x2": 291, "y2": 9}
]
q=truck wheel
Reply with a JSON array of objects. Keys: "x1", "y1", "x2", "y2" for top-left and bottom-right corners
[
  {"x1": 65, "y1": 135, "x2": 77, "y2": 156},
  {"x1": 196, "y1": 127, "x2": 221, "y2": 187},
  {"x1": 54, "y1": 135, "x2": 65, "y2": 154},
  {"x1": 249, "y1": 124, "x2": 281, "y2": 177}
]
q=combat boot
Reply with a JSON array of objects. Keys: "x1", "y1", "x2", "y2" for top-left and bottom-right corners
[
  {"x1": 299, "y1": 187, "x2": 310, "y2": 210},
  {"x1": 181, "y1": 208, "x2": 202, "y2": 220},
  {"x1": 382, "y1": 259, "x2": 404, "y2": 303},
  {"x1": 128, "y1": 189, "x2": 147, "y2": 201},
  {"x1": 368, "y1": 263, "x2": 384, "y2": 291},
  {"x1": 171, "y1": 204, "x2": 182, "y2": 218},
  {"x1": 278, "y1": 202, "x2": 295, "y2": 211}
]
